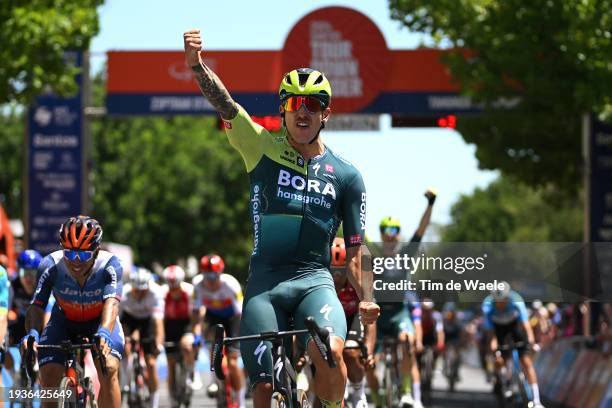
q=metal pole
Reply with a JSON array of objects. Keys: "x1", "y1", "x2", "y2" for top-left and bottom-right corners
[{"x1": 582, "y1": 112, "x2": 592, "y2": 336}]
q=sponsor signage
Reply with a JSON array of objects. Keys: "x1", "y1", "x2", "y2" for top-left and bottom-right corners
[
  {"x1": 27, "y1": 52, "x2": 84, "y2": 254},
  {"x1": 106, "y1": 7, "x2": 481, "y2": 116}
]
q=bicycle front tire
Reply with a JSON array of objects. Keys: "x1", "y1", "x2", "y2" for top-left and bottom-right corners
[
  {"x1": 271, "y1": 392, "x2": 289, "y2": 408},
  {"x1": 57, "y1": 377, "x2": 76, "y2": 408},
  {"x1": 297, "y1": 389, "x2": 310, "y2": 408}
]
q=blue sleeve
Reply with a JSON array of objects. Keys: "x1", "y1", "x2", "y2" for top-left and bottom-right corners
[
  {"x1": 481, "y1": 297, "x2": 494, "y2": 330},
  {"x1": 0, "y1": 266, "x2": 9, "y2": 311},
  {"x1": 509, "y1": 291, "x2": 529, "y2": 322},
  {"x1": 103, "y1": 256, "x2": 123, "y2": 301},
  {"x1": 31, "y1": 256, "x2": 55, "y2": 310}
]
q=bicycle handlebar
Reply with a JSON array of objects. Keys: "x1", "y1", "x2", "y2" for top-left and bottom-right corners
[
  {"x1": 30, "y1": 337, "x2": 109, "y2": 377},
  {"x1": 304, "y1": 316, "x2": 336, "y2": 369},
  {"x1": 211, "y1": 316, "x2": 337, "y2": 380}
]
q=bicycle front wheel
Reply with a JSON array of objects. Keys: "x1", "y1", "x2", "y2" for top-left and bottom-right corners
[
  {"x1": 271, "y1": 392, "x2": 289, "y2": 408},
  {"x1": 57, "y1": 377, "x2": 76, "y2": 408},
  {"x1": 297, "y1": 389, "x2": 310, "y2": 408}
]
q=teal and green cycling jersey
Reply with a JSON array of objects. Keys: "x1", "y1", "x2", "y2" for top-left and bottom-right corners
[{"x1": 224, "y1": 105, "x2": 366, "y2": 277}]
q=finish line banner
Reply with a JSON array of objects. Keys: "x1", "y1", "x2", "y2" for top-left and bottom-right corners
[{"x1": 107, "y1": 6, "x2": 482, "y2": 116}]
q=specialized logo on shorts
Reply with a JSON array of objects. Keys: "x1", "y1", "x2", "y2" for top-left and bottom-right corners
[
  {"x1": 254, "y1": 341, "x2": 267, "y2": 366},
  {"x1": 320, "y1": 304, "x2": 333, "y2": 321},
  {"x1": 274, "y1": 356, "x2": 284, "y2": 382}
]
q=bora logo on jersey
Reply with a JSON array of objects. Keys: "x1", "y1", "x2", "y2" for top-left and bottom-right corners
[{"x1": 276, "y1": 169, "x2": 337, "y2": 209}]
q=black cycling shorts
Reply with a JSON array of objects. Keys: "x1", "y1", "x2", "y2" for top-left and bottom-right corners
[
  {"x1": 494, "y1": 320, "x2": 529, "y2": 357},
  {"x1": 121, "y1": 312, "x2": 155, "y2": 355}
]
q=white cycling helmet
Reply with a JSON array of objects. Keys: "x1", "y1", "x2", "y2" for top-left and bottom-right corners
[
  {"x1": 163, "y1": 265, "x2": 185, "y2": 286},
  {"x1": 130, "y1": 266, "x2": 152, "y2": 290},
  {"x1": 491, "y1": 281, "x2": 511, "y2": 301}
]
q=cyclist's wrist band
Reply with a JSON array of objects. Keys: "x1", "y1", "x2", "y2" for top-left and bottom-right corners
[
  {"x1": 97, "y1": 327, "x2": 113, "y2": 345},
  {"x1": 191, "y1": 63, "x2": 204, "y2": 73}
]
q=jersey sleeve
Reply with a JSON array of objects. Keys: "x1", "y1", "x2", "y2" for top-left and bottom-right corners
[
  {"x1": 152, "y1": 285, "x2": 165, "y2": 320},
  {"x1": 223, "y1": 104, "x2": 266, "y2": 172},
  {"x1": 0, "y1": 266, "x2": 9, "y2": 314},
  {"x1": 511, "y1": 292, "x2": 529, "y2": 322},
  {"x1": 341, "y1": 171, "x2": 367, "y2": 248},
  {"x1": 31, "y1": 256, "x2": 55, "y2": 310},
  {"x1": 481, "y1": 296, "x2": 494, "y2": 330},
  {"x1": 102, "y1": 256, "x2": 123, "y2": 301},
  {"x1": 224, "y1": 274, "x2": 244, "y2": 313}
]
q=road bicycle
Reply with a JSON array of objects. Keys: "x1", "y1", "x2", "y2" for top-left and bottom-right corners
[
  {"x1": 163, "y1": 340, "x2": 194, "y2": 408},
  {"x1": 495, "y1": 339, "x2": 534, "y2": 408},
  {"x1": 380, "y1": 336, "x2": 402, "y2": 408},
  {"x1": 211, "y1": 316, "x2": 335, "y2": 408},
  {"x1": 121, "y1": 337, "x2": 151, "y2": 408},
  {"x1": 25, "y1": 336, "x2": 107, "y2": 408}
]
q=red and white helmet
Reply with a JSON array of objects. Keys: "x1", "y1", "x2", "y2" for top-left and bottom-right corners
[
  {"x1": 199, "y1": 254, "x2": 225, "y2": 274},
  {"x1": 163, "y1": 265, "x2": 185, "y2": 286}
]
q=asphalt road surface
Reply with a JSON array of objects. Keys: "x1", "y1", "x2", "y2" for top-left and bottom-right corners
[{"x1": 157, "y1": 355, "x2": 499, "y2": 407}]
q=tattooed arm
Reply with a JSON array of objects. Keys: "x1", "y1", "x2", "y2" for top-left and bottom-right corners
[{"x1": 184, "y1": 29, "x2": 238, "y2": 120}]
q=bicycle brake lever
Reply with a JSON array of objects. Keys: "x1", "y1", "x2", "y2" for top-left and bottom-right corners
[
  {"x1": 94, "y1": 336, "x2": 109, "y2": 377},
  {"x1": 212, "y1": 324, "x2": 225, "y2": 381},
  {"x1": 304, "y1": 317, "x2": 336, "y2": 368}
]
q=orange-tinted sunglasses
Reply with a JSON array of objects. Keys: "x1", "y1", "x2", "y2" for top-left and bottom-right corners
[{"x1": 283, "y1": 96, "x2": 324, "y2": 113}]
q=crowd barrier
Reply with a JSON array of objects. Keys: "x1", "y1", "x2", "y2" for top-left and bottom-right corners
[{"x1": 535, "y1": 336, "x2": 612, "y2": 408}]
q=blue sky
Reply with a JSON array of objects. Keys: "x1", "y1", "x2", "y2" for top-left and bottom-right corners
[{"x1": 91, "y1": 0, "x2": 498, "y2": 240}]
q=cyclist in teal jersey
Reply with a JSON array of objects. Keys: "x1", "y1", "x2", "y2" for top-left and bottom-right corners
[
  {"x1": 369, "y1": 190, "x2": 436, "y2": 408},
  {"x1": 184, "y1": 29, "x2": 380, "y2": 408}
]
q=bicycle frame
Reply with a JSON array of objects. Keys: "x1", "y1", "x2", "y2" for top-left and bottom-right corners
[
  {"x1": 212, "y1": 316, "x2": 335, "y2": 408},
  {"x1": 497, "y1": 339, "x2": 533, "y2": 406},
  {"x1": 26, "y1": 336, "x2": 107, "y2": 406}
]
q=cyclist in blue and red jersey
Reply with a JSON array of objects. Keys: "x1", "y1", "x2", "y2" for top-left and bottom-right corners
[
  {"x1": 482, "y1": 282, "x2": 545, "y2": 408},
  {"x1": 20, "y1": 216, "x2": 124, "y2": 408}
]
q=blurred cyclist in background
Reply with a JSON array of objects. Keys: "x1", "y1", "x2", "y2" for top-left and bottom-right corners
[
  {"x1": 161, "y1": 264, "x2": 200, "y2": 398},
  {"x1": 120, "y1": 266, "x2": 165, "y2": 408},
  {"x1": 0, "y1": 260, "x2": 8, "y2": 386},
  {"x1": 331, "y1": 237, "x2": 376, "y2": 408},
  {"x1": 5, "y1": 250, "x2": 43, "y2": 378},
  {"x1": 482, "y1": 282, "x2": 545, "y2": 408},
  {"x1": 192, "y1": 254, "x2": 245, "y2": 408},
  {"x1": 371, "y1": 189, "x2": 436, "y2": 408}
]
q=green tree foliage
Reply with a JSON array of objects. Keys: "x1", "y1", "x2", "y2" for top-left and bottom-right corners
[
  {"x1": 441, "y1": 176, "x2": 582, "y2": 242},
  {"x1": 0, "y1": 0, "x2": 103, "y2": 104},
  {"x1": 389, "y1": 0, "x2": 612, "y2": 191},
  {"x1": 91, "y1": 114, "x2": 252, "y2": 277},
  {"x1": 0, "y1": 107, "x2": 23, "y2": 218}
]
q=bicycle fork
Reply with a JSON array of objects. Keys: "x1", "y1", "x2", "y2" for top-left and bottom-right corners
[{"x1": 271, "y1": 338, "x2": 297, "y2": 404}]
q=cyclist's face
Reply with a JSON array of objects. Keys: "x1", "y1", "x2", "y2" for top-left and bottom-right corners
[
  {"x1": 331, "y1": 268, "x2": 347, "y2": 287},
  {"x1": 281, "y1": 103, "x2": 331, "y2": 144},
  {"x1": 63, "y1": 249, "x2": 97, "y2": 278},
  {"x1": 20, "y1": 268, "x2": 37, "y2": 292},
  {"x1": 494, "y1": 299, "x2": 508, "y2": 310},
  {"x1": 132, "y1": 288, "x2": 149, "y2": 299}
]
